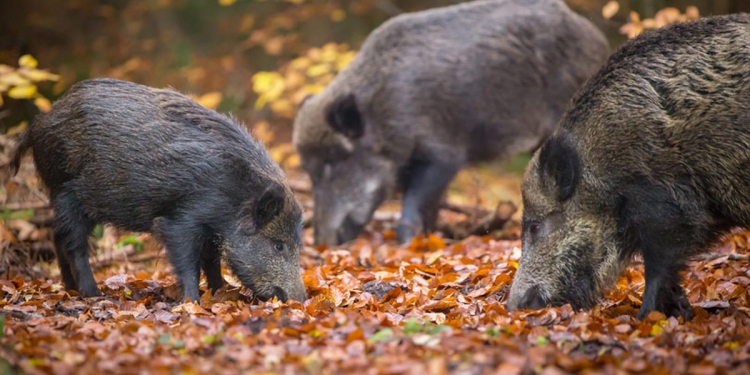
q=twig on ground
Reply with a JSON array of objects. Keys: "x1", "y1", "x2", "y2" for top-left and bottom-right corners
[
  {"x1": 90, "y1": 247, "x2": 161, "y2": 270},
  {"x1": 440, "y1": 201, "x2": 492, "y2": 219},
  {"x1": 0, "y1": 308, "x2": 43, "y2": 320},
  {"x1": 467, "y1": 201, "x2": 517, "y2": 236},
  {"x1": 439, "y1": 201, "x2": 517, "y2": 239},
  {"x1": 28, "y1": 210, "x2": 54, "y2": 227},
  {"x1": 695, "y1": 253, "x2": 750, "y2": 262},
  {"x1": 3, "y1": 201, "x2": 49, "y2": 210}
]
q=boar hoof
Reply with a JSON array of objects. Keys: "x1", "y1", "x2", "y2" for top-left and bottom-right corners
[
  {"x1": 79, "y1": 286, "x2": 102, "y2": 298},
  {"x1": 396, "y1": 222, "x2": 419, "y2": 245},
  {"x1": 637, "y1": 289, "x2": 694, "y2": 321}
]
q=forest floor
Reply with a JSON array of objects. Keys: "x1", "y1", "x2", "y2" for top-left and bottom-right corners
[{"x1": 1, "y1": 146, "x2": 750, "y2": 374}]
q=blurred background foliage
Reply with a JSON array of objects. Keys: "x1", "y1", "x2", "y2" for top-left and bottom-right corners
[{"x1": 1, "y1": 0, "x2": 749, "y2": 144}]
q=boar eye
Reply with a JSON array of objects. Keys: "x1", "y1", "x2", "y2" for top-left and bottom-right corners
[
  {"x1": 274, "y1": 242, "x2": 286, "y2": 252},
  {"x1": 524, "y1": 212, "x2": 564, "y2": 244},
  {"x1": 527, "y1": 221, "x2": 542, "y2": 240},
  {"x1": 529, "y1": 222, "x2": 541, "y2": 235}
]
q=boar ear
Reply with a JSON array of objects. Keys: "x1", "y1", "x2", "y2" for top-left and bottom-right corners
[
  {"x1": 255, "y1": 185, "x2": 286, "y2": 228},
  {"x1": 325, "y1": 93, "x2": 364, "y2": 139},
  {"x1": 538, "y1": 131, "x2": 580, "y2": 202}
]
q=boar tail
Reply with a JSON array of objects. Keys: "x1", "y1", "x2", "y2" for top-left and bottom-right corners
[{"x1": 9, "y1": 127, "x2": 32, "y2": 176}]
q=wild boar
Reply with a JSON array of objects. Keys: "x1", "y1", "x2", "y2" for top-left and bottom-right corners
[
  {"x1": 507, "y1": 14, "x2": 750, "y2": 320},
  {"x1": 293, "y1": 0, "x2": 610, "y2": 246},
  {"x1": 10, "y1": 78, "x2": 307, "y2": 303}
]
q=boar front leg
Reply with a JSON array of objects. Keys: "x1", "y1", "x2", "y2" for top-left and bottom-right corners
[
  {"x1": 154, "y1": 216, "x2": 207, "y2": 303},
  {"x1": 620, "y1": 180, "x2": 706, "y2": 321},
  {"x1": 201, "y1": 236, "x2": 224, "y2": 293},
  {"x1": 397, "y1": 160, "x2": 459, "y2": 244}
]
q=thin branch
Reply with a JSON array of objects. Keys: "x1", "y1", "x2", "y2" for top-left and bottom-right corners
[
  {"x1": 694, "y1": 253, "x2": 750, "y2": 262},
  {"x1": 3, "y1": 201, "x2": 50, "y2": 210}
]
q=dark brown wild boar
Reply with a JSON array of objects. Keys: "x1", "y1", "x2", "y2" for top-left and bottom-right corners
[
  {"x1": 293, "y1": 0, "x2": 610, "y2": 246},
  {"x1": 508, "y1": 14, "x2": 750, "y2": 320},
  {"x1": 10, "y1": 78, "x2": 307, "y2": 303}
]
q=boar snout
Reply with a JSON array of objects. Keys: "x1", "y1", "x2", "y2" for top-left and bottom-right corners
[
  {"x1": 509, "y1": 285, "x2": 547, "y2": 311},
  {"x1": 285, "y1": 275, "x2": 308, "y2": 302},
  {"x1": 254, "y1": 276, "x2": 307, "y2": 303},
  {"x1": 258, "y1": 285, "x2": 306, "y2": 303}
]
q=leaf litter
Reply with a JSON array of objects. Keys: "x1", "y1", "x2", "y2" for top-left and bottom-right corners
[{"x1": 1, "y1": 225, "x2": 749, "y2": 375}]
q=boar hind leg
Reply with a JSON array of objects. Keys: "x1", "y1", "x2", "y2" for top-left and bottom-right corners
[
  {"x1": 201, "y1": 236, "x2": 224, "y2": 293},
  {"x1": 153, "y1": 216, "x2": 206, "y2": 303},
  {"x1": 52, "y1": 187, "x2": 100, "y2": 297},
  {"x1": 619, "y1": 180, "x2": 706, "y2": 321},
  {"x1": 397, "y1": 160, "x2": 459, "y2": 244}
]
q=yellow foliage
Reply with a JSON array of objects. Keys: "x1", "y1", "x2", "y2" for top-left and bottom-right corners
[
  {"x1": 253, "y1": 121, "x2": 275, "y2": 145},
  {"x1": 7, "y1": 121, "x2": 27, "y2": 136},
  {"x1": 285, "y1": 153, "x2": 300, "y2": 169},
  {"x1": 650, "y1": 323, "x2": 664, "y2": 336},
  {"x1": 614, "y1": 3, "x2": 700, "y2": 39},
  {"x1": 269, "y1": 143, "x2": 300, "y2": 169},
  {"x1": 34, "y1": 97, "x2": 52, "y2": 112},
  {"x1": 0, "y1": 72, "x2": 31, "y2": 87},
  {"x1": 601, "y1": 1, "x2": 619, "y2": 19},
  {"x1": 330, "y1": 9, "x2": 346, "y2": 22},
  {"x1": 18, "y1": 54, "x2": 39, "y2": 69},
  {"x1": 8, "y1": 85, "x2": 38, "y2": 99},
  {"x1": 218, "y1": 0, "x2": 236, "y2": 6},
  {"x1": 252, "y1": 43, "x2": 357, "y2": 118},
  {"x1": 723, "y1": 341, "x2": 740, "y2": 350},
  {"x1": 253, "y1": 71, "x2": 286, "y2": 109},
  {"x1": 306, "y1": 63, "x2": 330, "y2": 78},
  {"x1": 19, "y1": 68, "x2": 61, "y2": 82},
  {"x1": 0, "y1": 54, "x2": 59, "y2": 113},
  {"x1": 270, "y1": 98, "x2": 294, "y2": 115},
  {"x1": 336, "y1": 51, "x2": 356, "y2": 72},
  {"x1": 193, "y1": 91, "x2": 223, "y2": 110}
]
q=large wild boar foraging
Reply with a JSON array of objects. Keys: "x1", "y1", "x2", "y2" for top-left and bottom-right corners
[
  {"x1": 10, "y1": 78, "x2": 307, "y2": 303},
  {"x1": 508, "y1": 14, "x2": 750, "y2": 320},
  {"x1": 293, "y1": 0, "x2": 610, "y2": 246}
]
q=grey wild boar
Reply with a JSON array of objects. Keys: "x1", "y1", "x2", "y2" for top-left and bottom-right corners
[
  {"x1": 508, "y1": 14, "x2": 750, "y2": 320},
  {"x1": 10, "y1": 78, "x2": 307, "y2": 303},
  {"x1": 293, "y1": 0, "x2": 610, "y2": 246}
]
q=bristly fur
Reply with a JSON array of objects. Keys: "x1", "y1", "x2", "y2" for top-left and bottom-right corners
[
  {"x1": 12, "y1": 78, "x2": 307, "y2": 303},
  {"x1": 509, "y1": 14, "x2": 750, "y2": 321},
  {"x1": 293, "y1": 0, "x2": 610, "y2": 246}
]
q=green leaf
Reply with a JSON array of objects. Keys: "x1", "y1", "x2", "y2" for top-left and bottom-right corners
[
  {"x1": 93, "y1": 225, "x2": 104, "y2": 239},
  {"x1": 1, "y1": 208, "x2": 34, "y2": 221},
  {"x1": 485, "y1": 327, "x2": 500, "y2": 338},
  {"x1": 157, "y1": 334, "x2": 171, "y2": 344},
  {"x1": 27, "y1": 358, "x2": 45, "y2": 367},
  {"x1": 0, "y1": 357, "x2": 19, "y2": 375},
  {"x1": 117, "y1": 235, "x2": 144, "y2": 253},
  {"x1": 0, "y1": 314, "x2": 5, "y2": 340},
  {"x1": 202, "y1": 335, "x2": 219, "y2": 345},
  {"x1": 368, "y1": 328, "x2": 394, "y2": 343},
  {"x1": 403, "y1": 318, "x2": 422, "y2": 335},
  {"x1": 536, "y1": 336, "x2": 549, "y2": 346},
  {"x1": 426, "y1": 325, "x2": 451, "y2": 336},
  {"x1": 308, "y1": 329, "x2": 323, "y2": 338}
]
